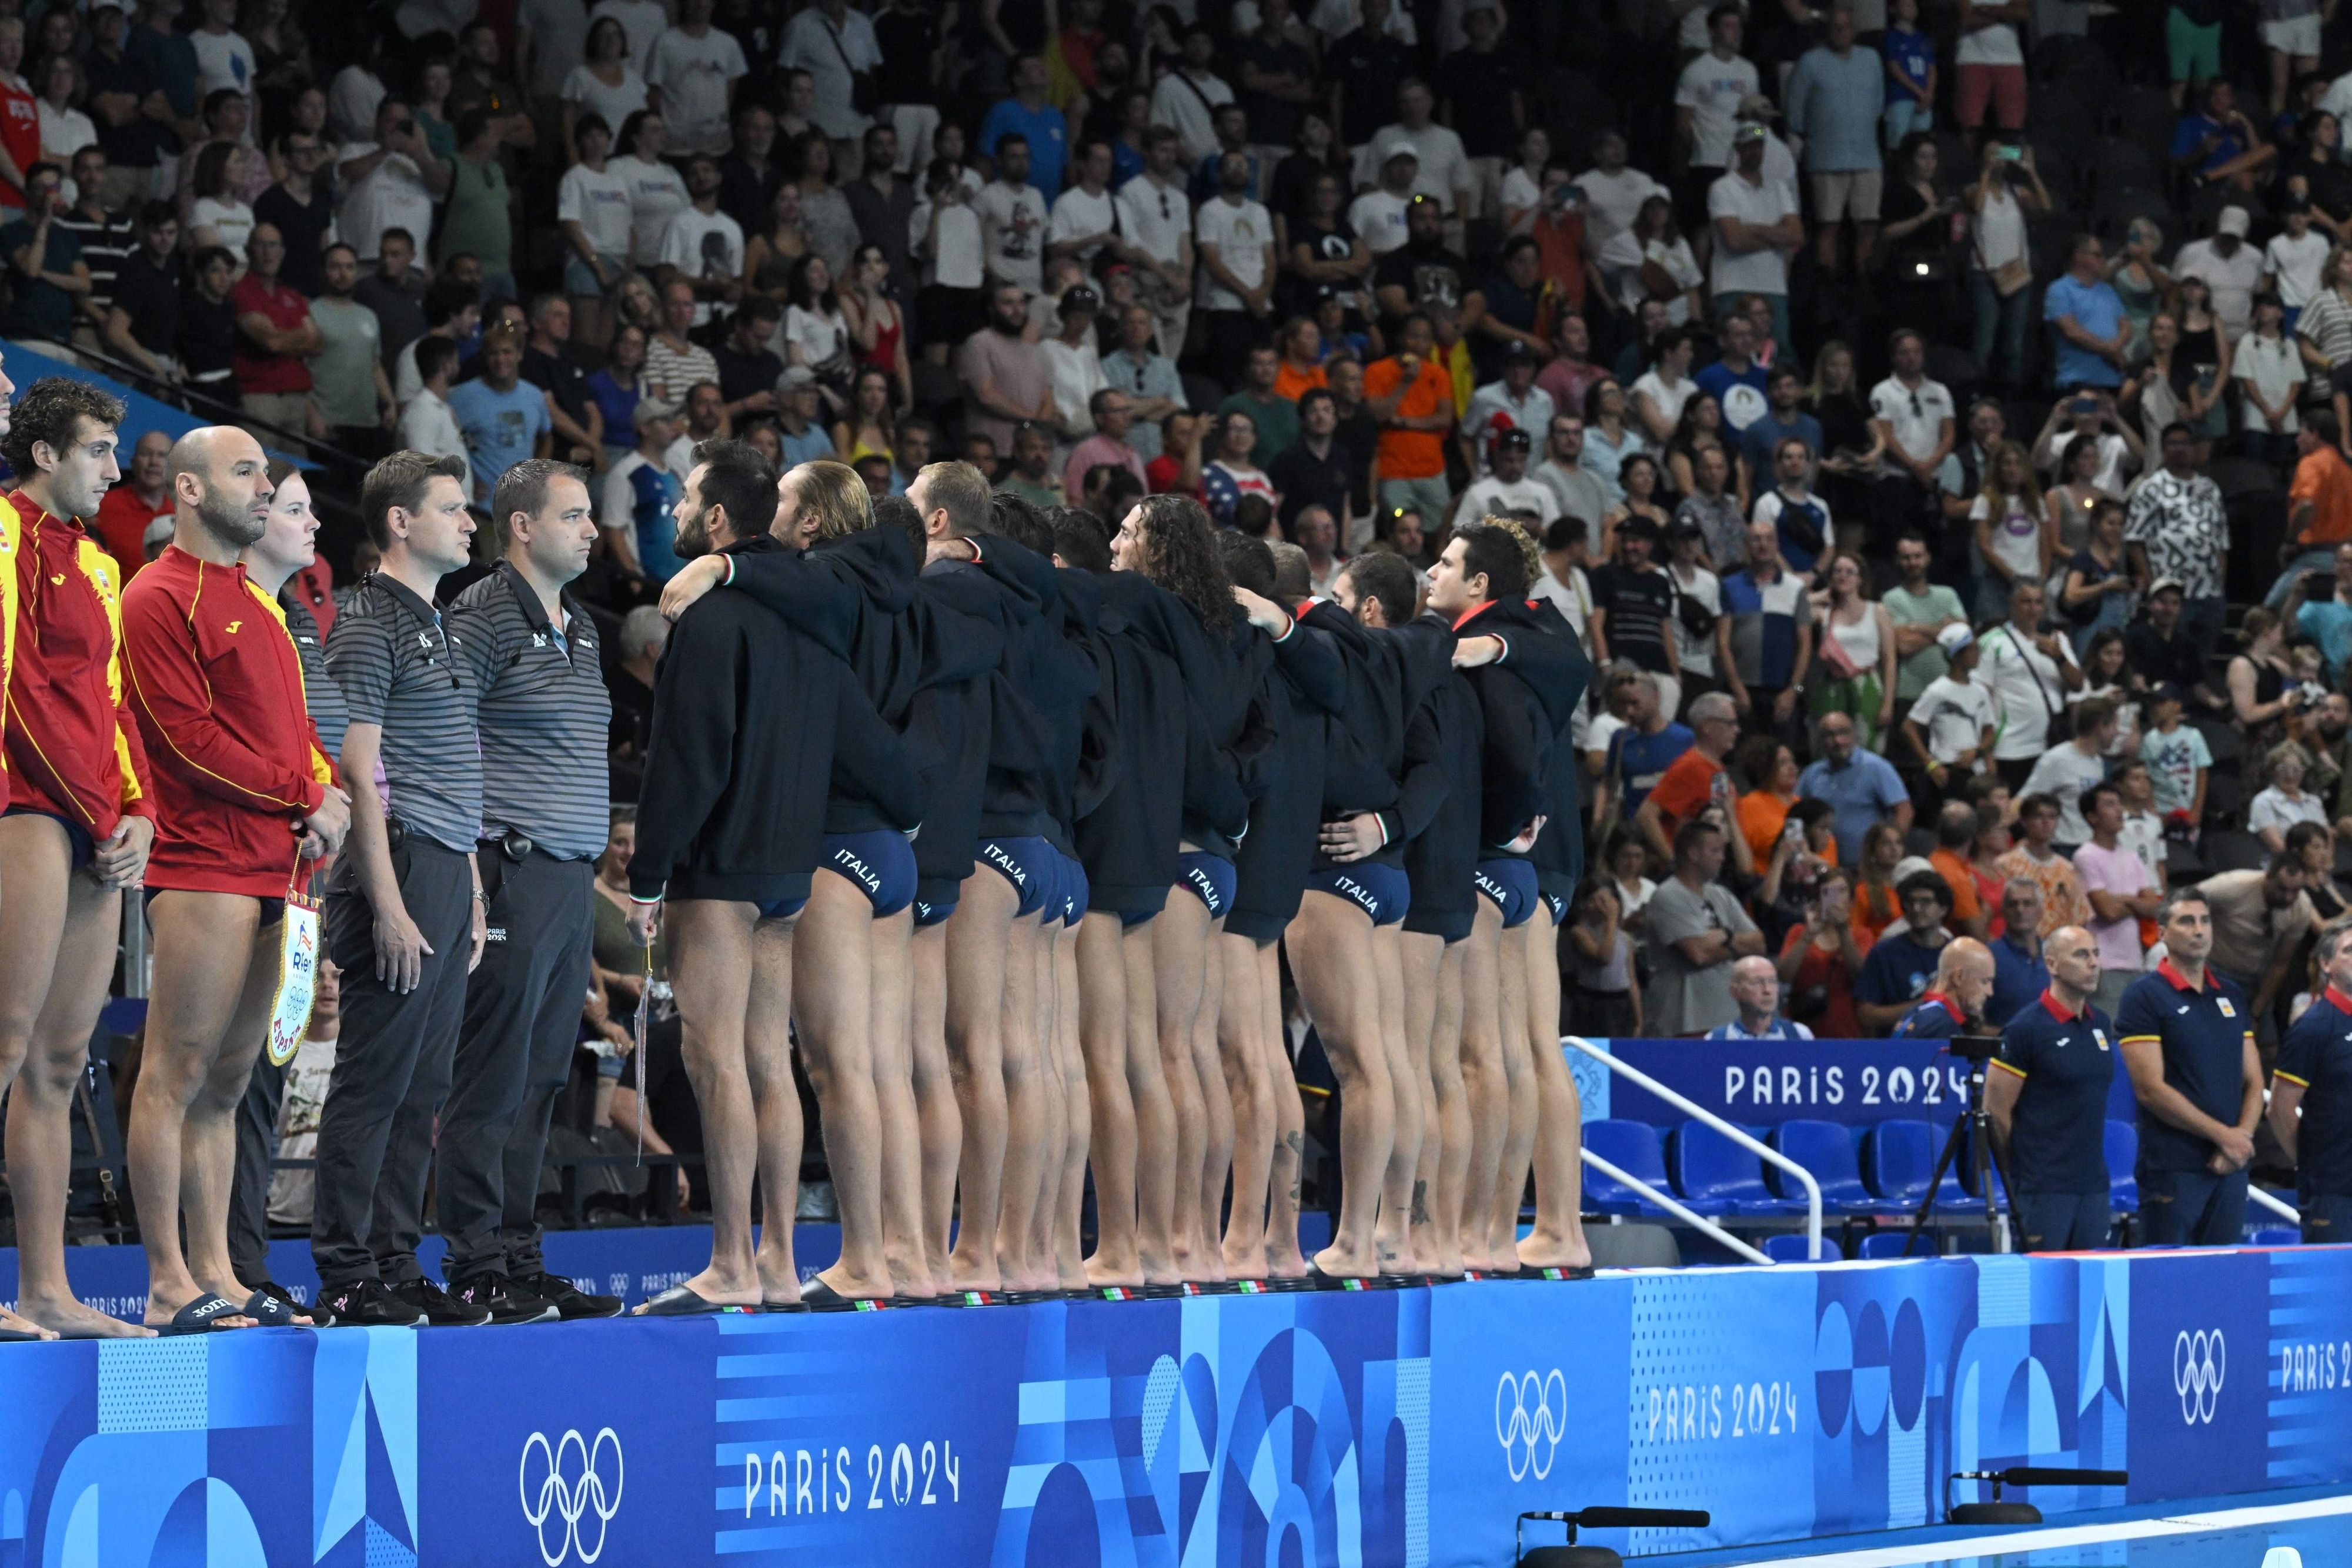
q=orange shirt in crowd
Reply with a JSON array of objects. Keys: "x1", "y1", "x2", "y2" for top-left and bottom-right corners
[
  {"x1": 1364, "y1": 353, "x2": 1454, "y2": 479},
  {"x1": 1929, "y1": 847, "x2": 1984, "y2": 930},
  {"x1": 2291, "y1": 440, "x2": 2352, "y2": 548},
  {"x1": 1273, "y1": 358, "x2": 1328, "y2": 402},
  {"x1": 1649, "y1": 748, "x2": 1729, "y2": 841}
]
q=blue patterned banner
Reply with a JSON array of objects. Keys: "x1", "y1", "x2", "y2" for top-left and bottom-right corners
[
  {"x1": 1589, "y1": 1038, "x2": 2142, "y2": 1129},
  {"x1": 0, "y1": 1249, "x2": 2344, "y2": 1566}
]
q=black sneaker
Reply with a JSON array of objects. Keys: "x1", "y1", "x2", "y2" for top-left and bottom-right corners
[
  {"x1": 447, "y1": 1273, "x2": 561, "y2": 1325},
  {"x1": 385, "y1": 1276, "x2": 492, "y2": 1327},
  {"x1": 315, "y1": 1279, "x2": 429, "y2": 1328},
  {"x1": 510, "y1": 1270, "x2": 624, "y2": 1320}
]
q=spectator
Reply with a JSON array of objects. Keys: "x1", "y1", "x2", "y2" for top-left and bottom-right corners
[
  {"x1": 1903, "y1": 624, "x2": 1997, "y2": 801},
  {"x1": 1358, "y1": 75, "x2": 1471, "y2": 218},
  {"x1": 1856, "y1": 871, "x2": 1961, "y2": 1032},
  {"x1": 353, "y1": 227, "x2": 428, "y2": 370},
  {"x1": 1531, "y1": 413, "x2": 1608, "y2": 536},
  {"x1": 1868, "y1": 326, "x2": 1957, "y2": 542},
  {"x1": 2020, "y1": 696, "x2": 2120, "y2": 849},
  {"x1": 1591, "y1": 516, "x2": 1681, "y2": 713},
  {"x1": 597, "y1": 392, "x2": 681, "y2": 581},
  {"x1": 307, "y1": 243, "x2": 393, "y2": 457},
  {"x1": 1799, "y1": 708, "x2": 1912, "y2": 864},
  {"x1": 1563, "y1": 878, "x2": 1643, "y2": 1037},
  {"x1": 397, "y1": 333, "x2": 467, "y2": 468},
  {"x1": 2176, "y1": 206, "x2": 2264, "y2": 341},
  {"x1": 973, "y1": 131, "x2": 1048, "y2": 297},
  {"x1": 1347, "y1": 144, "x2": 1418, "y2": 258},
  {"x1": 1190, "y1": 104, "x2": 1261, "y2": 208},
  {"x1": 996, "y1": 420, "x2": 1066, "y2": 509},
  {"x1": 1268, "y1": 384, "x2": 1358, "y2": 528},
  {"x1": 2198, "y1": 852, "x2": 2315, "y2": 1024},
  {"x1": 252, "y1": 130, "x2": 335, "y2": 301},
  {"x1": 1294, "y1": 504, "x2": 1345, "y2": 595},
  {"x1": 1985, "y1": 877, "x2": 2051, "y2": 1026},
  {"x1": 523, "y1": 294, "x2": 604, "y2": 466},
  {"x1": 1977, "y1": 580, "x2": 2082, "y2": 787},
  {"x1": 1195, "y1": 152, "x2": 1277, "y2": 389},
  {"x1": 1149, "y1": 26, "x2": 1232, "y2": 167},
  {"x1": 1325, "y1": 0, "x2": 1415, "y2": 150},
  {"x1": 1202, "y1": 409, "x2": 1279, "y2": 527},
  {"x1": 1643, "y1": 816, "x2": 1766, "y2": 1037},
  {"x1": 1967, "y1": 439, "x2": 2050, "y2": 621},
  {"x1": 1457, "y1": 426, "x2": 1559, "y2": 526},
  {"x1": 447, "y1": 320, "x2": 553, "y2": 500},
  {"x1": 1774, "y1": 865, "x2": 1869, "y2": 1037},
  {"x1": 1809, "y1": 551, "x2": 1899, "y2": 749},
  {"x1": 1735, "y1": 365, "x2": 1822, "y2": 487},
  {"x1": 640, "y1": 279, "x2": 717, "y2": 404},
  {"x1": 1997, "y1": 792, "x2": 2093, "y2": 937},
  {"x1": 606, "y1": 109, "x2": 690, "y2": 272},
  {"x1": 338, "y1": 96, "x2": 449, "y2": 263},
  {"x1": 1704, "y1": 953, "x2": 1814, "y2": 1039},
  {"x1": 563, "y1": 21, "x2": 649, "y2": 166},
  {"x1": 1953, "y1": 0, "x2": 2027, "y2": 141},
  {"x1": 590, "y1": 0, "x2": 669, "y2": 74},
  {"x1": 1604, "y1": 669, "x2": 1691, "y2": 822},
  {"x1": 2126, "y1": 422, "x2": 2231, "y2": 665},
  {"x1": 717, "y1": 103, "x2": 784, "y2": 239},
  {"x1": 646, "y1": 0, "x2": 746, "y2": 159},
  {"x1": 2171, "y1": 79, "x2": 2275, "y2": 195},
  {"x1": 1117, "y1": 128, "x2": 1194, "y2": 354},
  {"x1": 1364, "y1": 312, "x2": 1454, "y2": 521},
  {"x1": 2293, "y1": 543, "x2": 2352, "y2": 683},
  {"x1": 1925, "y1": 796, "x2": 1993, "y2": 938},
  {"x1": 1734, "y1": 734, "x2": 1803, "y2": 862},
  {"x1": 1218, "y1": 342, "x2": 1299, "y2": 466},
  {"x1": 659, "y1": 152, "x2": 746, "y2": 328},
  {"x1": 2044, "y1": 235, "x2": 2134, "y2": 392},
  {"x1": 2239, "y1": 292, "x2": 2309, "y2": 469},
  {"x1": 1750, "y1": 434, "x2": 1831, "y2": 576},
  {"x1": 228, "y1": 221, "x2": 316, "y2": 437},
  {"x1": 1462, "y1": 340, "x2": 1554, "y2": 475},
  {"x1": 92, "y1": 427, "x2": 173, "y2": 583},
  {"x1": 2263, "y1": 413, "x2": 2352, "y2": 608},
  {"x1": 1784, "y1": 7, "x2": 1884, "y2": 284},
  {"x1": 1064, "y1": 387, "x2": 1150, "y2": 500},
  {"x1": 1675, "y1": 444, "x2": 1745, "y2": 572},
  {"x1": 1695, "y1": 313, "x2": 1768, "y2": 433},
  {"x1": 1638, "y1": 690, "x2": 1742, "y2": 866},
  {"x1": 393, "y1": 277, "x2": 483, "y2": 406},
  {"x1": 0, "y1": 161, "x2": 84, "y2": 344},
  {"x1": 2253, "y1": 743, "x2": 2331, "y2": 852},
  {"x1": 1677, "y1": 6, "x2": 1758, "y2": 219},
  {"x1": 769, "y1": 367, "x2": 833, "y2": 467},
  {"x1": 1719, "y1": 516, "x2": 1814, "y2": 739},
  {"x1": 1708, "y1": 124, "x2": 1801, "y2": 355},
  {"x1": 1627, "y1": 329, "x2": 1697, "y2": 450},
  {"x1": 958, "y1": 279, "x2": 1055, "y2": 459},
  {"x1": 1885, "y1": 530, "x2": 1969, "y2": 709}
]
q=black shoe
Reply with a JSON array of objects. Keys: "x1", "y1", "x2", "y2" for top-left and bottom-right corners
[
  {"x1": 447, "y1": 1273, "x2": 561, "y2": 1325},
  {"x1": 386, "y1": 1276, "x2": 492, "y2": 1326},
  {"x1": 510, "y1": 1270, "x2": 625, "y2": 1320},
  {"x1": 315, "y1": 1279, "x2": 429, "y2": 1328}
]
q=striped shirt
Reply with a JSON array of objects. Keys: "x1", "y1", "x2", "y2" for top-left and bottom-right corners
[
  {"x1": 2299, "y1": 287, "x2": 2352, "y2": 370},
  {"x1": 325, "y1": 570, "x2": 482, "y2": 855},
  {"x1": 283, "y1": 594, "x2": 348, "y2": 764},
  {"x1": 449, "y1": 561, "x2": 611, "y2": 861}
]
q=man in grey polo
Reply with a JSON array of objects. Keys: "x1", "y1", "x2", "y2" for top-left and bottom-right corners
[
  {"x1": 438, "y1": 459, "x2": 624, "y2": 1322},
  {"x1": 310, "y1": 450, "x2": 490, "y2": 1330}
]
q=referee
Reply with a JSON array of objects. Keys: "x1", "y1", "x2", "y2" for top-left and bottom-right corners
[
  {"x1": 1987, "y1": 925, "x2": 2117, "y2": 1251},
  {"x1": 2269, "y1": 919, "x2": 2352, "y2": 1243},
  {"x1": 437, "y1": 460, "x2": 624, "y2": 1322},
  {"x1": 2116, "y1": 889, "x2": 2266, "y2": 1246}
]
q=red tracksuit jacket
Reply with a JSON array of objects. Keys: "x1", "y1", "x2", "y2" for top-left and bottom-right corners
[{"x1": 5, "y1": 495, "x2": 151, "y2": 842}]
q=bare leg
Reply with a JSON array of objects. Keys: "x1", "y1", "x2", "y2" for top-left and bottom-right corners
[
  {"x1": 1426, "y1": 937, "x2": 1471, "y2": 1277},
  {"x1": 1152, "y1": 887, "x2": 1211, "y2": 1279},
  {"x1": 1517, "y1": 907, "x2": 1592, "y2": 1271},
  {"x1": 945, "y1": 868, "x2": 1015, "y2": 1290},
  {"x1": 1486, "y1": 911, "x2": 1536, "y2": 1262},
  {"x1": 1123, "y1": 914, "x2": 1181, "y2": 1284},
  {"x1": 130, "y1": 892, "x2": 270, "y2": 1328},
  {"x1": 1076, "y1": 911, "x2": 1141, "y2": 1285},
  {"x1": 0, "y1": 818, "x2": 144, "y2": 1338},
  {"x1": 1398, "y1": 931, "x2": 1443, "y2": 1268},
  {"x1": 639, "y1": 899, "x2": 766, "y2": 1311},
  {"x1": 1260, "y1": 939, "x2": 1308, "y2": 1279},
  {"x1": 1457, "y1": 898, "x2": 1508, "y2": 1273},
  {"x1": 993, "y1": 909, "x2": 1051, "y2": 1290},
  {"x1": 789, "y1": 871, "x2": 892, "y2": 1299},
  {"x1": 1051, "y1": 925, "x2": 1091, "y2": 1289},
  {"x1": 1190, "y1": 917, "x2": 1231, "y2": 1281},
  {"x1": 1285, "y1": 890, "x2": 1393, "y2": 1278},
  {"x1": 1369, "y1": 922, "x2": 1424, "y2": 1274},
  {"x1": 746, "y1": 915, "x2": 805, "y2": 1302},
  {"x1": 1019, "y1": 914, "x2": 1061, "y2": 1286},
  {"x1": 910, "y1": 919, "x2": 960, "y2": 1290},
  {"x1": 869, "y1": 907, "x2": 935, "y2": 1295},
  {"x1": 1217, "y1": 932, "x2": 1275, "y2": 1276}
]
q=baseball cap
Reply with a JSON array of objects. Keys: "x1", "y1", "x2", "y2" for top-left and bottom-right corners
[
  {"x1": 636, "y1": 394, "x2": 681, "y2": 422},
  {"x1": 142, "y1": 515, "x2": 174, "y2": 547},
  {"x1": 1495, "y1": 426, "x2": 1532, "y2": 450},
  {"x1": 1060, "y1": 284, "x2": 1101, "y2": 315},
  {"x1": 779, "y1": 365, "x2": 817, "y2": 390},
  {"x1": 2217, "y1": 205, "x2": 2251, "y2": 237},
  {"x1": 2149, "y1": 576, "x2": 2186, "y2": 597},
  {"x1": 1733, "y1": 121, "x2": 1768, "y2": 146},
  {"x1": 2151, "y1": 681, "x2": 2186, "y2": 705},
  {"x1": 1618, "y1": 513, "x2": 1661, "y2": 538},
  {"x1": 1502, "y1": 339, "x2": 1537, "y2": 362},
  {"x1": 1666, "y1": 516, "x2": 1703, "y2": 543},
  {"x1": 1382, "y1": 144, "x2": 1420, "y2": 166},
  {"x1": 1935, "y1": 623, "x2": 1974, "y2": 657}
]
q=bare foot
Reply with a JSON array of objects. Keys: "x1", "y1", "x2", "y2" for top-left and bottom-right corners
[
  {"x1": 21, "y1": 1294, "x2": 155, "y2": 1338},
  {"x1": 1311, "y1": 1243, "x2": 1380, "y2": 1279},
  {"x1": 815, "y1": 1263, "x2": 893, "y2": 1301},
  {"x1": 1220, "y1": 1243, "x2": 1266, "y2": 1279},
  {"x1": 0, "y1": 1305, "x2": 56, "y2": 1340},
  {"x1": 1084, "y1": 1252, "x2": 1142, "y2": 1289},
  {"x1": 947, "y1": 1256, "x2": 1003, "y2": 1293},
  {"x1": 633, "y1": 1265, "x2": 760, "y2": 1313},
  {"x1": 1264, "y1": 1246, "x2": 1309, "y2": 1279},
  {"x1": 1515, "y1": 1234, "x2": 1593, "y2": 1273}
]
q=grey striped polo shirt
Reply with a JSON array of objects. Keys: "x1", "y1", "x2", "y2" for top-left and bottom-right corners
[
  {"x1": 282, "y1": 594, "x2": 349, "y2": 764},
  {"x1": 449, "y1": 561, "x2": 612, "y2": 861},
  {"x1": 324, "y1": 571, "x2": 483, "y2": 855}
]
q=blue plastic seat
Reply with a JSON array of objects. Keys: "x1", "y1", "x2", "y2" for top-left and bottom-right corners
[
  {"x1": 1762, "y1": 1232, "x2": 1843, "y2": 1263},
  {"x1": 1671, "y1": 1122, "x2": 1808, "y2": 1214},
  {"x1": 1768, "y1": 1119, "x2": 1885, "y2": 1214},
  {"x1": 2105, "y1": 1121, "x2": 2138, "y2": 1213},
  {"x1": 1956, "y1": 1120, "x2": 2010, "y2": 1204},
  {"x1": 2252, "y1": 1227, "x2": 2300, "y2": 1246},
  {"x1": 1583, "y1": 1119, "x2": 1705, "y2": 1217},
  {"x1": 1857, "y1": 1230, "x2": 1936, "y2": 1259},
  {"x1": 1862, "y1": 1119, "x2": 1969, "y2": 1209}
]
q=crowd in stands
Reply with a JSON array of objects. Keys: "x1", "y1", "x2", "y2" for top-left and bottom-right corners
[{"x1": 14, "y1": 0, "x2": 2352, "y2": 1075}]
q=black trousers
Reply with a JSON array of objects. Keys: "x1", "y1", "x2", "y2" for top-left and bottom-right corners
[
  {"x1": 436, "y1": 850, "x2": 594, "y2": 1280},
  {"x1": 309, "y1": 837, "x2": 476, "y2": 1288},
  {"x1": 228, "y1": 1052, "x2": 283, "y2": 1283}
]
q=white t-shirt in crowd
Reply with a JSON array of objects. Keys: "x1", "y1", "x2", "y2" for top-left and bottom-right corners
[
  {"x1": 2267, "y1": 228, "x2": 2331, "y2": 310},
  {"x1": 398, "y1": 385, "x2": 467, "y2": 466},
  {"x1": 558, "y1": 162, "x2": 636, "y2": 259},
  {"x1": 191, "y1": 27, "x2": 256, "y2": 112},
  {"x1": 1668, "y1": 563, "x2": 1722, "y2": 677},
  {"x1": 1116, "y1": 175, "x2": 1189, "y2": 269},
  {"x1": 1978, "y1": 621, "x2": 2078, "y2": 760},
  {"x1": 658, "y1": 207, "x2": 746, "y2": 325},
  {"x1": 2046, "y1": 428, "x2": 2132, "y2": 492},
  {"x1": 336, "y1": 142, "x2": 436, "y2": 260},
  {"x1": 38, "y1": 101, "x2": 96, "y2": 163},
  {"x1": 1356, "y1": 121, "x2": 1471, "y2": 208},
  {"x1": 973, "y1": 180, "x2": 1048, "y2": 293},
  {"x1": 190, "y1": 196, "x2": 255, "y2": 257},
  {"x1": 1676, "y1": 49, "x2": 1760, "y2": 168},
  {"x1": 1969, "y1": 492, "x2": 2044, "y2": 584},
  {"x1": 1955, "y1": 8, "x2": 2024, "y2": 65},
  {"x1": 646, "y1": 26, "x2": 748, "y2": 155},
  {"x1": 1907, "y1": 673, "x2": 1997, "y2": 765},
  {"x1": 1572, "y1": 165, "x2": 1669, "y2": 253},
  {"x1": 1632, "y1": 370, "x2": 1697, "y2": 432},
  {"x1": 560, "y1": 65, "x2": 651, "y2": 138},
  {"x1": 778, "y1": 6, "x2": 884, "y2": 139},
  {"x1": 1048, "y1": 184, "x2": 1122, "y2": 267},
  {"x1": 1347, "y1": 188, "x2": 1411, "y2": 255},
  {"x1": 2021, "y1": 740, "x2": 2113, "y2": 844},
  {"x1": 2174, "y1": 236, "x2": 2266, "y2": 339},
  {"x1": 1149, "y1": 69, "x2": 1234, "y2": 163},
  {"x1": 910, "y1": 199, "x2": 985, "y2": 288},
  {"x1": 607, "y1": 153, "x2": 690, "y2": 267},
  {"x1": 782, "y1": 305, "x2": 850, "y2": 374},
  {"x1": 1868, "y1": 374, "x2": 1956, "y2": 468},
  {"x1": 2236, "y1": 331, "x2": 2307, "y2": 433},
  {"x1": 1457, "y1": 473, "x2": 1562, "y2": 527},
  {"x1": 589, "y1": 0, "x2": 670, "y2": 72},
  {"x1": 1195, "y1": 196, "x2": 1273, "y2": 310},
  {"x1": 1706, "y1": 171, "x2": 1797, "y2": 297}
]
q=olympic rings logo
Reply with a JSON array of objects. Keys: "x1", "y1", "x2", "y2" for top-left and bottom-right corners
[
  {"x1": 2173, "y1": 1330, "x2": 2226, "y2": 1426},
  {"x1": 1495, "y1": 1369, "x2": 1568, "y2": 1481},
  {"x1": 520, "y1": 1427, "x2": 625, "y2": 1565}
]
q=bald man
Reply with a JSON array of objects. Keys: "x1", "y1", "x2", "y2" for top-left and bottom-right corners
[
  {"x1": 1705, "y1": 954, "x2": 1816, "y2": 1039},
  {"x1": 1988, "y1": 924, "x2": 2118, "y2": 1251},
  {"x1": 1890, "y1": 938, "x2": 1996, "y2": 1037},
  {"x1": 121, "y1": 427, "x2": 350, "y2": 1332}
]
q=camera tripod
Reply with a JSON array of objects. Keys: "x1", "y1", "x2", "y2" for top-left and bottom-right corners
[{"x1": 1901, "y1": 1034, "x2": 2017, "y2": 1256}]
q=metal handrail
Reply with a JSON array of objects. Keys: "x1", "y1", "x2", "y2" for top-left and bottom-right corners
[
  {"x1": 1562, "y1": 1034, "x2": 1826, "y2": 1261},
  {"x1": 2251, "y1": 1186, "x2": 2302, "y2": 1225},
  {"x1": 1582, "y1": 1148, "x2": 1774, "y2": 1265}
]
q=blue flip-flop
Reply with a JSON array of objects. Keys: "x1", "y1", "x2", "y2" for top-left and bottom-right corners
[
  {"x1": 159, "y1": 1293, "x2": 250, "y2": 1335},
  {"x1": 241, "y1": 1289, "x2": 311, "y2": 1326},
  {"x1": 634, "y1": 1284, "x2": 750, "y2": 1316}
]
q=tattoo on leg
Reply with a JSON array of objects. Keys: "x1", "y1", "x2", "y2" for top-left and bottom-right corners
[{"x1": 1410, "y1": 1179, "x2": 1429, "y2": 1226}]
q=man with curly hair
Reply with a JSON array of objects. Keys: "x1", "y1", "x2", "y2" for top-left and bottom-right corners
[{"x1": 0, "y1": 374, "x2": 153, "y2": 1339}]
